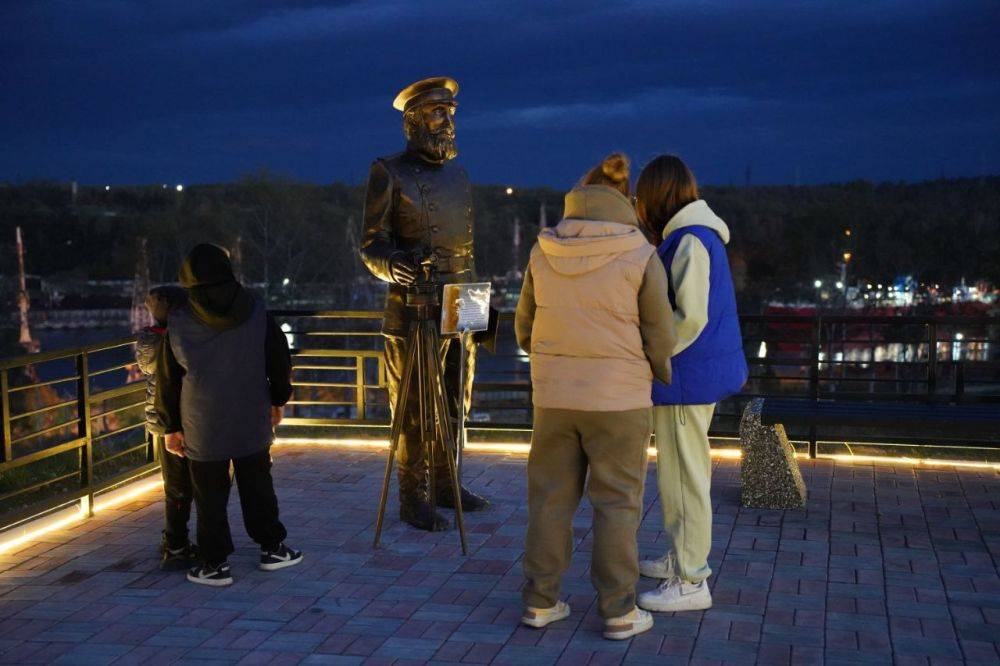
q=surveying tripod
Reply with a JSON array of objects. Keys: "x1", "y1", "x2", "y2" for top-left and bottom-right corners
[{"x1": 372, "y1": 260, "x2": 468, "y2": 554}]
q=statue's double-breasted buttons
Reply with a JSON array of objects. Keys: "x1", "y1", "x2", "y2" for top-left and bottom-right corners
[{"x1": 379, "y1": 153, "x2": 474, "y2": 283}]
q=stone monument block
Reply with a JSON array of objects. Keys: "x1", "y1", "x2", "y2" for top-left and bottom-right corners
[{"x1": 739, "y1": 398, "x2": 807, "y2": 509}]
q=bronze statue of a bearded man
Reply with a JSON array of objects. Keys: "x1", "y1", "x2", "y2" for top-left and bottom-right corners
[{"x1": 360, "y1": 77, "x2": 489, "y2": 531}]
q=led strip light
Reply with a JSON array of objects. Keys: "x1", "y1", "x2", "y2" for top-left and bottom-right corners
[
  {"x1": 2, "y1": 438, "x2": 996, "y2": 555},
  {"x1": 272, "y1": 437, "x2": 999, "y2": 469}
]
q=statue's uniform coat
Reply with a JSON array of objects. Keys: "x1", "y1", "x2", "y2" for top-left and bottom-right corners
[
  {"x1": 359, "y1": 149, "x2": 477, "y2": 501},
  {"x1": 360, "y1": 150, "x2": 475, "y2": 336}
]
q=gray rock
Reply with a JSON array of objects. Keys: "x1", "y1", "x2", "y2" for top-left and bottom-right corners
[{"x1": 739, "y1": 398, "x2": 807, "y2": 509}]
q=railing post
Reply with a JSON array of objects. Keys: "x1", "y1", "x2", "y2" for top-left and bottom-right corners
[
  {"x1": 808, "y1": 316, "x2": 821, "y2": 458},
  {"x1": 355, "y1": 355, "x2": 366, "y2": 420},
  {"x1": 1, "y1": 369, "x2": 11, "y2": 464},
  {"x1": 927, "y1": 321, "x2": 938, "y2": 403},
  {"x1": 955, "y1": 360, "x2": 965, "y2": 404},
  {"x1": 77, "y1": 352, "x2": 94, "y2": 517}
]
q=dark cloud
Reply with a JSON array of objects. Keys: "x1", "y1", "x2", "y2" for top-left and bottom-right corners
[{"x1": 1, "y1": 0, "x2": 998, "y2": 186}]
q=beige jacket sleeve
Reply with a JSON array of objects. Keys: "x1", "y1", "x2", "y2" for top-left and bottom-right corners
[
  {"x1": 670, "y1": 234, "x2": 711, "y2": 355},
  {"x1": 514, "y1": 265, "x2": 536, "y2": 353},
  {"x1": 638, "y1": 254, "x2": 677, "y2": 385}
]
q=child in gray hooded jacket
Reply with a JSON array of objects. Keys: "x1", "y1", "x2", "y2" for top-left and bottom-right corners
[{"x1": 135, "y1": 285, "x2": 196, "y2": 570}]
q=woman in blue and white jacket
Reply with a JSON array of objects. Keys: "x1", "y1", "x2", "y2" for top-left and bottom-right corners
[{"x1": 633, "y1": 155, "x2": 748, "y2": 613}]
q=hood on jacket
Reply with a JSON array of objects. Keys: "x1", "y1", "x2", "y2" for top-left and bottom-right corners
[
  {"x1": 536, "y1": 185, "x2": 648, "y2": 276},
  {"x1": 178, "y1": 243, "x2": 254, "y2": 331},
  {"x1": 661, "y1": 199, "x2": 730, "y2": 245}
]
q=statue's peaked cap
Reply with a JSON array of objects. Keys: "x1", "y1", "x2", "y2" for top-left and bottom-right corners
[{"x1": 393, "y1": 76, "x2": 459, "y2": 112}]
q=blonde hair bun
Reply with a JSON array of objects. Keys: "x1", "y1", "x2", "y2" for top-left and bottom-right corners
[
  {"x1": 601, "y1": 153, "x2": 630, "y2": 184},
  {"x1": 579, "y1": 151, "x2": 631, "y2": 197}
]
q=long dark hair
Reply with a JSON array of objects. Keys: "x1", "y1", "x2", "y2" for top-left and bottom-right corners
[{"x1": 635, "y1": 155, "x2": 699, "y2": 241}]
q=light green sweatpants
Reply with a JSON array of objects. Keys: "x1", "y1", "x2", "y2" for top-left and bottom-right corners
[{"x1": 653, "y1": 403, "x2": 715, "y2": 583}]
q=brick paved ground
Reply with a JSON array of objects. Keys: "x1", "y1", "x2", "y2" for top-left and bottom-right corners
[{"x1": 1, "y1": 444, "x2": 998, "y2": 665}]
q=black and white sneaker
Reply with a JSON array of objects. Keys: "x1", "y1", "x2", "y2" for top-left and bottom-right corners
[
  {"x1": 160, "y1": 542, "x2": 199, "y2": 572},
  {"x1": 186, "y1": 562, "x2": 233, "y2": 587},
  {"x1": 259, "y1": 543, "x2": 303, "y2": 571}
]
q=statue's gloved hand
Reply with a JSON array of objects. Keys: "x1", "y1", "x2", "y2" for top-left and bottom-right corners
[{"x1": 389, "y1": 253, "x2": 419, "y2": 286}]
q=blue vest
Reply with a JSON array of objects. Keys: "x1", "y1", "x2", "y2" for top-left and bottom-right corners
[{"x1": 652, "y1": 225, "x2": 748, "y2": 406}]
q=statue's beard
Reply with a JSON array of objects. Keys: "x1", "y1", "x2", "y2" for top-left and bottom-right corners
[{"x1": 409, "y1": 126, "x2": 457, "y2": 163}]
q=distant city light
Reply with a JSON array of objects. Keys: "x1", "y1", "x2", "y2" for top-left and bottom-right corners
[
  {"x1": 835, "y1": 281, "x2": 844, "y2": 289},
  {"x1": 877, "y1": 283, "x2": 883, "y2": 289},
  {"x1": 813, "y1": 279, "x2": 823, "y2": 289},
  {"x1": 867, "y1": 283, "x2": 874, "y2": 289},
  {"x1": 844, "y1": 229, "x2": 852, "y2": 237},
  {"x1": 162, "y1": 184, "x2": 167, "y2": 189},
  {"x1": 842, "y1": 251, "x2": 852, "y2": 263},
  {"x1": 105, "y1": 185, "x2": 110, "y2": 191},
  {"x1": 955, "y1": 332, "x2": 964, "y2": 341},
  {"x1": 282, "y1": 277, "x2": 290, "y2": 286},
  {"x1": 505, "y1": 187, "x2": 514, "y2": 196},
  {"x1": 175, "y1": 184, "x2": 184, "y2": 192},
  {"x1": 280, "y1": 322, "x2": 292, "y2": 333}
]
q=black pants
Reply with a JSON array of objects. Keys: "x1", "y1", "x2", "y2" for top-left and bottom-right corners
[
  {"x1": 156, "y1": 434, "x2": 193, "y2": 549},
  {"x1": 188, "y1": 448, "x2": 287, "y2": 567}
]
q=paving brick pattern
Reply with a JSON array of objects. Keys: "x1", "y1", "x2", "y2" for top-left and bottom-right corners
[{"x1": 1, "y1": 444, "x2": 998, "y2": 664}]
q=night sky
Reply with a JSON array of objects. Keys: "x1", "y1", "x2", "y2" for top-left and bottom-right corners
[{"x1": 2, "y1": 1, "x2": 998, "y2": 188}]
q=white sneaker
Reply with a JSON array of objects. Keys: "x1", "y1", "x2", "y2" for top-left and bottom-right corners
[
  {"x1": 521, "y1": 600, "x2": 571, "y2": 628},
  {"x1": 603, "y1": 606, "x2": 653, "y2": 640},
  {"x1": 638, "y1": 577, "x2": 712, "y2": 612},
  {"x1": 638, "y1": 550, "x2": 677, "y2": 579}
]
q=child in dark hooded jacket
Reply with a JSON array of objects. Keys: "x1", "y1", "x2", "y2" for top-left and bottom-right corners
[{"x1": 155, "y1": 243, "x2": 301, "y2": 586}]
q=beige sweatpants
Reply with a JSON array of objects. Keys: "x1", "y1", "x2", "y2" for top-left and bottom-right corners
[
  {"x1": 523, "y1": 407, "x2": 652, "y2": 619},
  {"x1": 653, "y1": 403, "x2": 715, "y2": 583}
]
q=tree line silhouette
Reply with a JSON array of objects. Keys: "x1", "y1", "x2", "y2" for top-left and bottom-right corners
[{"x1": 1, "y1": 174, "x2": 997, "y2": 312}]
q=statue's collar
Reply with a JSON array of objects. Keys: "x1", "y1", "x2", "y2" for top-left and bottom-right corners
[{"x1": 405, "y1": 148, "x2": 447, "y2": 167}]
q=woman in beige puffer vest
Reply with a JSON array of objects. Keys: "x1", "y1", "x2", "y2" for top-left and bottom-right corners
[{"x1": 515, "y1": 154, "x2": 676, "y2": 640}]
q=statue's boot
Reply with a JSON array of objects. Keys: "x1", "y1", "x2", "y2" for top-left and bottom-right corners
[
  {"x1": 434, "y1": 458, "x2": 490, "y2": 511},
  {"x1": 395, "y1": 424, "x2": 450, "y2": 531},
  {"x1": 398, "y1": 463, "x2": 449, "y2": 532},
  {"x1": 399, "y1": 494, "x2": 450, "y2": 532},
  {"x1": 434, "y1": 482, "x2": 490, "y2": 511}
]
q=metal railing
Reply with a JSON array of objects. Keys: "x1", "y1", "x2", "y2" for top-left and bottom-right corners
[
  {"x1": 2, "y1": 311, "x2": 998, "y2": 533},
  {"x1": 0, "y1": 337, "x2": 157, "y2": 531},
  {"x1": 273, "y1": 311, "x2": 1000, "y2": 439}
]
